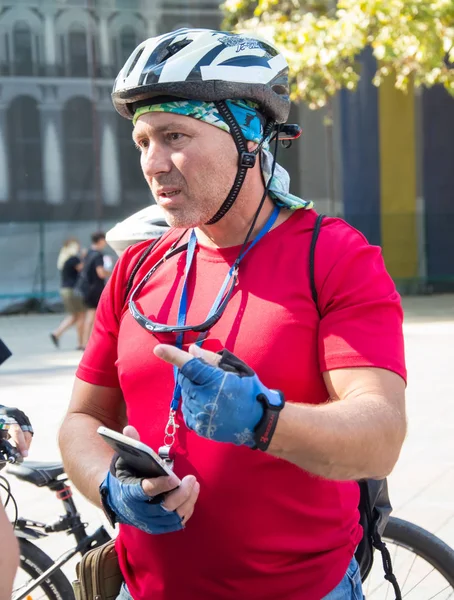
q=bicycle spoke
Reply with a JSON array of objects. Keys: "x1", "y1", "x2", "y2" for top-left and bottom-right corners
[
  {"x1": 400, "y1": 549, "x2": 419, "y2": 593},
  {"x1": 427, "y1": 585, "x2": 454, "y2": 600},
  {"x1": 403, "y1": 567, "x2": 439, "y2": 597}
]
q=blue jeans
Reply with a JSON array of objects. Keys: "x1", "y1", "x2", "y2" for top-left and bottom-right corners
[
  {"x1": 323, "y1": 557, "x2": 364, "y2": 599},
  {"x1": 117, "y1": 583, "x2": 132, "y2": 600},
  {"x1": 116, "y1": 557, "x2": 364, "y2": 600}
]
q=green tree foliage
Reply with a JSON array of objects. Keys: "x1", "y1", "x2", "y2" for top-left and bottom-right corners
[{"x1": 222, "y1": 0, "x2": 454, "y2": 108}]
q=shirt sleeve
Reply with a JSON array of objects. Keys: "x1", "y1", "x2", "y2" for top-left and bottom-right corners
[
  {"x1": 76, "y1": 244, "x2": 145, "y2": 388},
  {"x1": 94, "y1": 252, "x2": 104, "y2": 269},
  {"x1": 316, "y1": 219, "x2": 406, "y2": 382}
]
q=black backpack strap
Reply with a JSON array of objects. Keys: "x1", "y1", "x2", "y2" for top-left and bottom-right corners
[
  {"x1": 309, "y1": 214, "x2": 325, "y2": 316},
  {"x1": 123, "y1": 238, "x2": 159, "y2": 306}
]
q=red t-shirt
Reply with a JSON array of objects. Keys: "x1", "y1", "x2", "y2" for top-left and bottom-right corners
[{"x1": 77, "y1": 209, "x2": 406, "y2": 600}]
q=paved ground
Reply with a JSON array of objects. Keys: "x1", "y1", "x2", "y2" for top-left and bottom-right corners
[{"x1": 1, "y1": 294, "x2": 454, "y2": 590}]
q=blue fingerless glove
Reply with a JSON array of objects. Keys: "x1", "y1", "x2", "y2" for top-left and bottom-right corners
[
  {"x1": 178, "y1": 349, "x2": 284, "y2": 450},
  {"x1": 99, "y1": 456, "x2": 183, "y2": 535}
]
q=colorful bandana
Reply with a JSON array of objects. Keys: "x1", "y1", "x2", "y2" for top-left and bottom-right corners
[{"x1": 133, "y1": 99, "x2": 313, "y2": 212}]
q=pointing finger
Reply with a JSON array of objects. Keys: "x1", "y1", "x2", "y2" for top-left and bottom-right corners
[{"x1": 154, "y1": 344, "x2": 193, "y2": 368}]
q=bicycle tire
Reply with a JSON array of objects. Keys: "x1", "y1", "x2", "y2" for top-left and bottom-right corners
[
  {"x1": 13, "y1": 538, "x2": 75, "y2": 600},
  {"x1": 383, "y1": 516, "x2": 454, "y2": 585}
]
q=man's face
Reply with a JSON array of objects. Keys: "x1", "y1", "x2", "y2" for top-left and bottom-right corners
[{"x1": 132, "y1": 112, "x2": 238, "y2": 228}]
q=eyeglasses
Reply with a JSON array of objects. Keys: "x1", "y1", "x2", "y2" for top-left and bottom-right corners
[{"x1": 128, "y1": 234, "x2": 239, "y2": 345}]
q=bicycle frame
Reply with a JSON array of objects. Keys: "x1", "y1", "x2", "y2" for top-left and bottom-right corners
[{"x1": 11, "y1": 477, "x2": 111, "y2": 600}]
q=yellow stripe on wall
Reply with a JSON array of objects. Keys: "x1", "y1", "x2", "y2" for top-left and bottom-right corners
[{"x1": 378, "y1": 75, "x2": 418, "y2": 280}]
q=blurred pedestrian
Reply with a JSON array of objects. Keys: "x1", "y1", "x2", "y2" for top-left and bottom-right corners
[
  {"x1": 77, "y1": 232, "x2": 112, "y2": 348},
  {"x1": 50, "y1": 238, "x2": 86, "y2": 350}
]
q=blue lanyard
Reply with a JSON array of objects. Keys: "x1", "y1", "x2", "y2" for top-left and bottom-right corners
[{"x1": 169, "y1": 206, "x2": 280, "y2": 412}]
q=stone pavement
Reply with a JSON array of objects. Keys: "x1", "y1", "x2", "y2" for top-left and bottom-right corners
[{"x1": 1, "y1": 294, "x2": 454, "y2": 585}]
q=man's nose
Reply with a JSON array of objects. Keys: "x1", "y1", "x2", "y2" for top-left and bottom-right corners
[{"x1": 142, "y1": 142, "x2": 172, "y2": 178}]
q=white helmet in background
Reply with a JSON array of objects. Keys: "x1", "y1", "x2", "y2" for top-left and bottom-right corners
[{"x1": 106, "y1": 204, "x2": 169, "y2": 257}]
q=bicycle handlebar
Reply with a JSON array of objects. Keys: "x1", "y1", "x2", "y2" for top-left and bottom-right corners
[{"x1": 0, "y1": 435, "x2": 23, "y2": 467}]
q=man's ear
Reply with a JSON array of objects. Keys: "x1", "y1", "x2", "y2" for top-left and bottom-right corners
[{"x1": 247, "y1": 140, "x2": 259, "y2": 152}]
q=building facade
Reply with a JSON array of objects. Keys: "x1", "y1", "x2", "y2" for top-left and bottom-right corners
[
  {"x1": 2, "y1": 0, "x2": 453, "y2": 302},
  {"x1": 0, "y1": 0, "x2": 223, "y2": 223}
]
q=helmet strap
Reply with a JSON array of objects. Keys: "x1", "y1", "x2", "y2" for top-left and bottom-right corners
[
  {"x1": 205, "y1": 101, "x2": 275, "y2": 225},
  {"x1": 235, "y1": 122, "x2": 281, "y2": 258}
]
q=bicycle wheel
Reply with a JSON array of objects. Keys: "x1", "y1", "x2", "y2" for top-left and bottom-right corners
[
  {"x1": 364, "y1": 516, "x2": 454, "y2": 599},
  {"x1": 12, "y1": 538, "x2": 75, "y2": 600}
]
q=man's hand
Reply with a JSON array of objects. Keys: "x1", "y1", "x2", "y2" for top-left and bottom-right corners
[
  {"x1": 100, "y1": 425, "x2": 200, "y2": 534},
  {"x1": 154, "y1": 345, "x2": 283, "y2": 448},
  {"x1": 124, "y1": 426, "x2": 200, "y2": 525},
  {"x1": 6, "y1": 425, "x2": 32, "y2": 458},
  {"x1": 0, "y1": 406, "x2": 33, "y2": 457}
]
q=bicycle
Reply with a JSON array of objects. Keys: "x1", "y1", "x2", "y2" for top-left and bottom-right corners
[
  {"x1": 2, "y1": 438, "x2": 454, "y2": 599},
  {"x1": 0, "y1": 437, "x2": 111, "y2": 600}
]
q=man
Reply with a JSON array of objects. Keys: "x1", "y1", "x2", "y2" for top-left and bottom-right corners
[
  {"x1": 59, "y1": 29, "x2": 406, "y2": 600},
  {"x1": 78, "y1": 231, "x2": 112, "y2": 347},
  {"x1": 0, "y1": 338, "x2": 33, "y2": 600}
]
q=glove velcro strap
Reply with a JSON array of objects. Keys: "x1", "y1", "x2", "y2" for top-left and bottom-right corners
[
  {"x1": 100, "y1": 472, "x2": 118, "y2": 528},
  {"x1": 253, "y1": 391, "x2": 285, "y2": 451}
]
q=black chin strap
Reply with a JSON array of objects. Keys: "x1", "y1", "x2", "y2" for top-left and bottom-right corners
[
  {"x1": 235, "y1": 121, "x2": 281, "y2": 260},
  {"x1": 205, "y1": 101, "x2": 275, "y2": 225}
]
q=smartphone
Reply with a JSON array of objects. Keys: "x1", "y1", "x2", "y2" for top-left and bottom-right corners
[{"x1": 97, "y1": 426, "x2": 179, "y2": 480}]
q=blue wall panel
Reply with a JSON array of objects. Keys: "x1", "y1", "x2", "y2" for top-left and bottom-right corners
[
  {"x1": 422, "y1": 86, "x2": 454, "y2": 285},
  {"x1": 340, "y1": 49, "x2": 381, "y2": 245}
]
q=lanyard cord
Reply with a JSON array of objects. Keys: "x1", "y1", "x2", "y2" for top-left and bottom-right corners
[{"x1": 169, "y1": 204, "x2": 280, "y2": 412}]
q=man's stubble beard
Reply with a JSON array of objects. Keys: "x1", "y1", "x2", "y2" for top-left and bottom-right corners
[
  {"x1": 151, "y1": 164, "x2": 236, "y2": 229},
  {"x1": 159, "y1": 182, "x2": 232, "y2": 229},
  {"x1": 159, "y1": 194, "x2": 218, "y2": 229}
]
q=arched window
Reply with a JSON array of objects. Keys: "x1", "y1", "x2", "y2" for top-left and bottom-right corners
[
  {"x1": 63, "y1": 97, "x2": 95, "y2": 202},
  {"x1": 7, "y1": 96, "x2": 43, "y2": 201},
  {"x1": 118, "y1": 26, "x2": 137, "y2": 67},
  {"x1": 117, "y1": 115, "x2": 150, "y2": 204},
  {"x1": 13, "y1": 21, "x2": 33, "y2": 76},
  {"x1": 68, "y1": 25, "x2": 88, "y2": 77}
]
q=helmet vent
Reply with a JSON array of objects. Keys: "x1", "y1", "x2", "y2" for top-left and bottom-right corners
[
  {"x1": 126, "y1": 47, "x2": 145, "y2": 78},
  {"x1": 159, "y1": 39, "x2": 192, "y2": 63}
]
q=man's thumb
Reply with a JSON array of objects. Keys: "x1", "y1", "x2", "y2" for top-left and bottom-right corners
[
  {"x1": 123, "y1": 425, "x2": 140, "y2": 441},
  {"x1": 188, "y1": 344, "x2": 221, "y2": 367}
]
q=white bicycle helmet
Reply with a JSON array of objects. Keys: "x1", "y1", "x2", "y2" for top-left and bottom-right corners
[
  {"x1": 106, "y1": 204, "x2": 169, "y2": 257},
  {"x1": 112, "y1": 28, "x2": 290, "y2": 123},
  {"x1": 112, "y1": 29, "x2": 291, "y2": 224}
]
